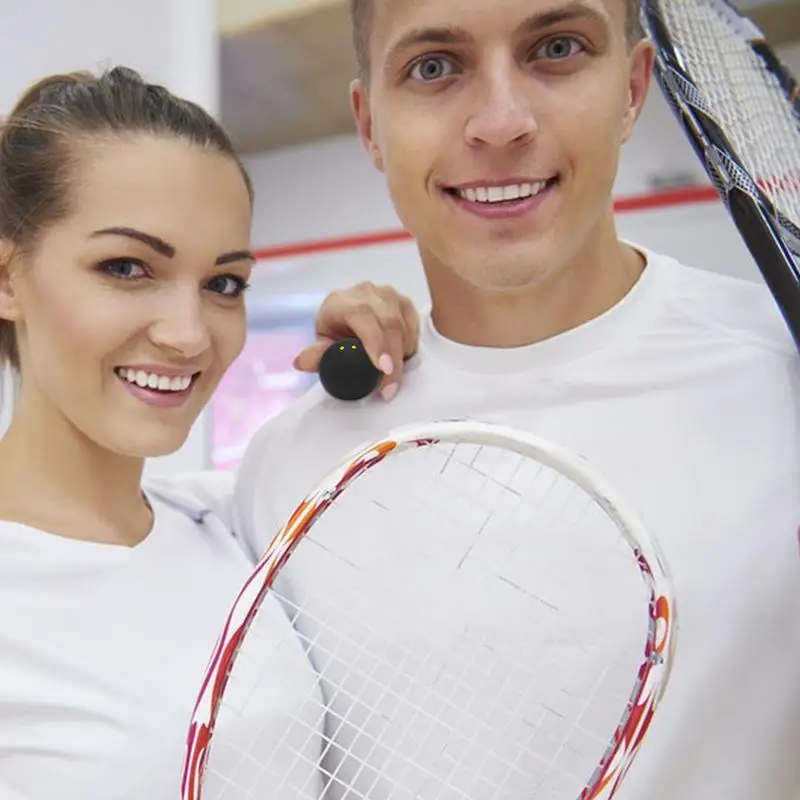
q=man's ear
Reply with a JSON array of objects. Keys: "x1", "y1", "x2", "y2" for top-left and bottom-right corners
[
  {"x1": 350, "y1": 78, "x2": 385, "y2": 173},
  {"x1": 0, "y1": 241, "x2": 23, "y2": 323},
  {"x1": 621, "y1": 39, "x2": 655, "y2": 144}
]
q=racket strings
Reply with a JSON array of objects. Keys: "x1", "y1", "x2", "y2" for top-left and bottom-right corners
[
  {"x1": 286, "y1": 603, "x2": 629, "y2": 797},
  {"x1": 660, "y1": 1, "x2": 800, "y2": 229},
  {"x1": 203, "y1": 441, "x2": 652, "y2": 799},
  {"x1": 287, "y1": 595, "x2": 579, "y2": 799},
  {"x1": 288, "y1": 452, "x2": 583, "y2": 796},
  {"x1": 318, "y1": 450, "x2": 632, "y2": 792}
]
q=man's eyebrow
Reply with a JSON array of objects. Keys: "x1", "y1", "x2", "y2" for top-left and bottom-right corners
[
  {"x1": 519, "y1": 0, "x2": 610, "y2": 34},
  {"x1": 385, "y1": 1, "x2": 609, "y2": 60},
  {"x1": 386, "y1": 25, "x2": 473, "y2": 61},
  {"x1": 89, "y1": 227, "x2": 255, "y2": 265}
]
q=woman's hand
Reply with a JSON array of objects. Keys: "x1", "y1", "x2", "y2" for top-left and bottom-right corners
[{"x1": 294, "y1": 282, "x2": 419, "y2": 401}]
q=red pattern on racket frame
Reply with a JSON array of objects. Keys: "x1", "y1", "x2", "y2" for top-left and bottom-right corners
[{"x1": 180, "y1": 438, "x2": 400, "y2": 800}]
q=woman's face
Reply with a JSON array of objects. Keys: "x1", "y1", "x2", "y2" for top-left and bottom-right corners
[{"x1": 2, "y1": 134, "x2": 254, "y2": 458}]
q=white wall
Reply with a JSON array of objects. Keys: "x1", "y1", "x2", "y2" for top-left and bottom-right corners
[
  {"x1": 0, "y1": 368, "x2": 15, "y2": 439},
  {"x1": 242, "y1": 42, "x2": 800, "y2": 307},
  {"x1": 778, "y1": 42, "x2": 800, "y2": 73}
]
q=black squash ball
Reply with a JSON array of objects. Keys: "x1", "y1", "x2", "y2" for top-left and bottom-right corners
[{"x1": 318, "y1": 337, "x2": 381, "y2": 401}]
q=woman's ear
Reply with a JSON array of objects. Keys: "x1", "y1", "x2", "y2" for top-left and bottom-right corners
[{"x1": 0, "y1": 241, "x2": 22, "y2": 322}]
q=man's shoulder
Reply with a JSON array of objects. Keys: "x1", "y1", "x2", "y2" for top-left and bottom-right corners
[
  {"x1": 240, "y1": 381, "x2": 399, "y2": 478},
  {"x1": 232, "y1": 382, "x2": 402, "y2": 555},
  {"x1": 643, "y1": 246, "x2": 797, "y2": 357},
  {"x1": 242, "y1": 383, "x2": 350, "y2": 456},
  {"x1": 241, "y1": 355, "x2": 435, "y2": 460}
]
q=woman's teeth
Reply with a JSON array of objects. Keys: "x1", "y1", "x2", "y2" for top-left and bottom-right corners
[{"x1": 115, "y1": 368, "x2": 193, "y2": 392}]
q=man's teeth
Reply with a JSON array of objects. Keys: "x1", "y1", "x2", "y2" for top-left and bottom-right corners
[
  {"x1": 115, "y1": 368, "x2": 193, "y2": 392},
  {"x1": 456, "y1": 181, "x2": 549, "y2": 203}
]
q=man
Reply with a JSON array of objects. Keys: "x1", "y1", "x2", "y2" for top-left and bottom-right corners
[{"x1": 233, "y1": 0, "x2": 800, "y2": 797}]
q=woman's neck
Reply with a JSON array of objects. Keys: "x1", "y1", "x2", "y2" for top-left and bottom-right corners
[{"x1": 0, "y1": 388, "x2": 152, "y2": 547}]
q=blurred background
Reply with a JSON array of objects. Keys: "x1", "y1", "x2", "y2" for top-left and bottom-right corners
[{"x1": 1, "y1": 0, "x2": 798, "y2": 474}]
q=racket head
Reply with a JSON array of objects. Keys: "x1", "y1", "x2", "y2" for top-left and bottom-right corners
[
  {"x1": 641, "y1": 0, "x2": 800, "y2": 345},
  {"x1": 181, "y1": 420, "x2": 677, "y2": 800}
]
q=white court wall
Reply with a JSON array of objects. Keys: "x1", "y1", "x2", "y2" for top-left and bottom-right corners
[{"x1": 243, "y1": 42, "x2": 800, "y2": 307}]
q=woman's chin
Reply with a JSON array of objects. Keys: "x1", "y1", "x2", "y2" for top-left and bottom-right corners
[{"x1": 102, "y1": 425, "x2": 195, "y2": 462}]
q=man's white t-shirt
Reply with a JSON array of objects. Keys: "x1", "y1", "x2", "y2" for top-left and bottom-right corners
[
  {"x1": 233, "y1": 245, "x2": 800, "y2": 800},
  {"x1": 0, "y1": 478, "x2": 323, "y2": 800}
]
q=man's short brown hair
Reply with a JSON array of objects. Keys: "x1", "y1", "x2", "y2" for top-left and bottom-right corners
[
  {"x1": 349, "y1": 0, "x2": 643, "y2": 81},
  {"x1": 350, "y1": 0, "x2": 373, "y2": 80}
]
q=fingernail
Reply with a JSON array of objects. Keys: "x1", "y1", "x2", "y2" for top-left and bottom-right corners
[
  {"x1": 378, "y1": 353, "x2": 394, "y2": 375},
  {"x1": 381, "y1": 383, "x2": 398, "y2": 402}
]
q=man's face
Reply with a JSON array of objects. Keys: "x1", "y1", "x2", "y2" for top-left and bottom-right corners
[{"x1": 351, "y1": 0, "x2": 654, "y2": 292}]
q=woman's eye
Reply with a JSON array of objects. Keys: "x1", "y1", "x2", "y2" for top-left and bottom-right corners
[
  {"x1": 536, "y1": 36, "x2": 584, "y2": 60},
  {"x1": 101, "y1": 259, "x2": 147, "y2": 280},
  {"x1": 409, "y1": 56, "x2": 457, "y2": 82},
  {"x1": 206, "y1": 274, "x2": 250, "y2": 298}
]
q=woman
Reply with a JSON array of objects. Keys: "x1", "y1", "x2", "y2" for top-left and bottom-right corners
[{"x1": 0, "y1": 67, "x2": 417, "y2": 799}]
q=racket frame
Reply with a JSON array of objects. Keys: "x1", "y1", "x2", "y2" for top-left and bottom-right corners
[
  {"x1": 641, "y1": 0, "x2": 800, "y2": 348},
  {"x1": 181, "y1": 420, "x2": 677, "y2": 800}
]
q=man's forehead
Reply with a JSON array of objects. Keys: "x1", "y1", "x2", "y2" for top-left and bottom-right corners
[
  {"x1": 370, "y1": 0, "x2": 620, "y2": 60},
  {"x1": 371, "y1": 0, "x2": 619, "y2": 39},
  {"x1": 371, "y1": 0, "x2": 616, "y2": 22}
]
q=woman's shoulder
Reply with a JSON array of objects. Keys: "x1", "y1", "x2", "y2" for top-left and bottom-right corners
[
  {"x1": 145, "y1": 466, "x2": 233, "y2": 503},
  {"x1": 143, "y1": 468, "x2": 238, "y2": 533}
]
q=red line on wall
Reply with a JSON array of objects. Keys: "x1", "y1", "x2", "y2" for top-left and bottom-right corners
[{"x1": 253, "y1": 184, "x2": 720, "y2": 262}]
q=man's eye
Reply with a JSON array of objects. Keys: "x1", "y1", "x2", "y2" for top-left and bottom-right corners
[
  {"x1": 409, "y1": 56, "x2": 458, "y2": 82},
  {"x1": 535, "y1": 37, "x2": 584, "y2": 60}
]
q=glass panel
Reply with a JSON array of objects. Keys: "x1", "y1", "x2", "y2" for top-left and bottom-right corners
[{"x1": 211, "y1": 321, "x2": 317, "y2": 469}]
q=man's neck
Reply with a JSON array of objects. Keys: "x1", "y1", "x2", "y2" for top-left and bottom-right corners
[{"x1": 425, "y1": 236, "x2": 646, "y2": 349}]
